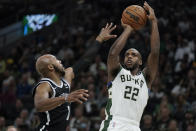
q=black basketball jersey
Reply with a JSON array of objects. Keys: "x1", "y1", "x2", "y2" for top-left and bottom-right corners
[{"x1": 33, "y1": 78, "x2": 71, "y2": 131}]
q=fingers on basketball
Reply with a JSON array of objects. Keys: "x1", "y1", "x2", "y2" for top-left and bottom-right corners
[{"x1": 122, "y1": 5, "x2": 147, "y2": 30}]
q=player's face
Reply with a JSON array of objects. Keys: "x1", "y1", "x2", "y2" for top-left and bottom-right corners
[
  {"x1": 51, "y1": 56, "x2": 65, "y2": 77},
  {"x1": 124, "y1": 49, "x2": 142, "y2": 70}
]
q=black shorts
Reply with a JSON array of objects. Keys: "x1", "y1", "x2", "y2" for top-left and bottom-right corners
[{"x1": 36, "y1": 121, "x2": 68, "y2": 131}]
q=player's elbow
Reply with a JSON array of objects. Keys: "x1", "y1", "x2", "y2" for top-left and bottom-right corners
[
  {"x1": 35, "y1": 104, "x2": 42, "y2": 112},
  {"x1": 35, "y1": 102, "x2": 45, "y2": 112},
  {"x1": 35, "y1": 107, "x2": 42, "y2": 112}
]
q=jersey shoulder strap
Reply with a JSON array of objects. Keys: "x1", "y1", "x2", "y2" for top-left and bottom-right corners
[{"x1": 32, "y1": 79, "x2": 56, "y2": 97}]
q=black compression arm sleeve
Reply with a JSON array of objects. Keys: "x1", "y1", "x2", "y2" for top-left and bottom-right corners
[{"x1": 72, "y1": 40, "x2": 101, "y2": 75}]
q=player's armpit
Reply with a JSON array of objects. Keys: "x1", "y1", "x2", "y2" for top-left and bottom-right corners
[
  {"x1": 142, "y1": 67, "x2": 151, "y2": 86},
  {"x1": 111, "y1": 64, "x2": 122, "y2": 77},
  {"x1": 143, "y1": 52, "x2": 159, "y2": 88}
]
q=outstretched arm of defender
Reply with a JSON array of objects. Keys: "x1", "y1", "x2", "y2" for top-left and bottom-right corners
[
  {"x1": 72, "y1": 23, "x2": 117, "y2": 75},
  {"x1": 107, "y1": 21, "x2": 134, "y2": 82},
  {"x1": 143, "y1": 1, "x2": 160, "y2": 88}
]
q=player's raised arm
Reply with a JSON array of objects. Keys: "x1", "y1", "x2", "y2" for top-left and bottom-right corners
[
  {"x1": 71, "y1": 23, "x2": 117, "y2": 76},
  {"x1": 107, "y1": 21, "x2": 134, "y2": 82},
  {"x1": 64, "y1": 67, "x2": 75, "y2": 86},
  {"x1": 143, "y1": 1, "x2": 160, "y2": 88}
]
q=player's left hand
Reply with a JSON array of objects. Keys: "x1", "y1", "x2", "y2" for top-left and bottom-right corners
[
  {"x1": 143, "y1": 1, "x2": 157, "y2": 22},
  {"x1": 96, "y1": 23, "x2": 117, "y2": 43}
]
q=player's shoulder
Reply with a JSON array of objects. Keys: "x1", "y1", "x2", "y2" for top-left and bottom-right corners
[
  {"x1": 36, "y1": 82, "x2": 52, "y2": 92},
  {"x1": 120, "y1": 65, "x2": 128, "y2": 71},
  {"x1": 33, "y1": 81, "x2": 51, "y2": 96},
  {"x1": 37, "y1": 82, "x2": 51, "y2": 88}
]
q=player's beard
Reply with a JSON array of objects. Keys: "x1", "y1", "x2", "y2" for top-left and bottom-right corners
[
  {"x1": 126, "y1": 63, "x2": 138, "y2": 71},
  {"x1": 53, "y1": 65, "x2": 65, "y2": 77}
]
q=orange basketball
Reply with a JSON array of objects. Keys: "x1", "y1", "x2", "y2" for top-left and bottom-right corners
[{"x1": 122, "y1": 5, "x2": 147, "y2": 30}]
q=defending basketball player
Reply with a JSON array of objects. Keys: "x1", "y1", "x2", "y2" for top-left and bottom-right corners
[
  {"x1": 99, "y1": 2, "x2": 160, "y2": 131},
  {"x1": 33, "y1": 23, "x2": 117, "y2": 131}
]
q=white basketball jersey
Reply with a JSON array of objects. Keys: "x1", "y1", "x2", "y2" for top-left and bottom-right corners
[{"x1": 105, "y1": 67, "x2": 149, "y2": 126}]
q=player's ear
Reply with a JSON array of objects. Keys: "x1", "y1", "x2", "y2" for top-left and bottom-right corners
[
  {"x1": 48, "y1": 64, "x2": 54, "y2": 71},
  {"x1": 139, "y1": 59, "x2": 142, "y2": 65}
]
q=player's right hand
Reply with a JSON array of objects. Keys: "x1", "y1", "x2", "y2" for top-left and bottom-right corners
[
  {"x1": 121, "y1": 19, "x2": 134, "y2": 31},
  {"x1": 66, "y1": 89, "x2": 89, "y2": 104}
]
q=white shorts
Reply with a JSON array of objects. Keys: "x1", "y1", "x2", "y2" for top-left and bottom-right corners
[{"x1": 99, "y1": 117, "x2": 141, "y2": 131}]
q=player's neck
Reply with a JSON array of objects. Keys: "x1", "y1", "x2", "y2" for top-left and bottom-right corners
[
  {"x1": 46, "y1": 73, "x2": 61, "y2": 86},
  {"x1": 130, "y1": 68, "x2": 139, "y2": 76}
]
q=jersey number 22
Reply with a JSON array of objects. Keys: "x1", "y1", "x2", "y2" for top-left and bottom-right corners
[{"x1": 124, "y1": 86, "x2": 139, "y2": 101}]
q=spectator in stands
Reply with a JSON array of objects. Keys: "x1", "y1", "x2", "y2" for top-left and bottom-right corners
[
  {"x1": 97, "y1": 83, "x2": 108, "y2": 108},
  {"x1": 186, "y1": 124, "x2": 195, "y2": 131},
  {"x1": 181, "y1": 110, "x2": 195, "y2": 131},
  {"x1": 84, "y1": 90, "x2": 99, "y2": 117},
  {"x1": 150, "y1": 79, "x2": 165, "y2": 103},
  {"x1": 173, "y1": 94, "x2": 191, "y2": 121},
  {"x1": 0, "y1": 116, "x2": 6, "y2": 131},
  {"x1": 89, "y1": 107, "x2": 105, "y2": 131},
  {"x1": 154, "y1": 95, "x2": 173, "y2": 117},
  {"x1": 70, "y1": 105, "x2": 90, "y2": 131},
  {"x1": 171, "y1": 79, "x2": 186, "y2": 97},
  {"x1": 28, "y1": 111, "x2": 40, "y2": 130},
  {"x1": 14, "y1": 117, "x2": 24, "y2": 128},
  {"x1": 186, "y1": 81, "x2": 196, "y2": 103},
  {"x1": 141, "y1": 114, "x2": 155, "y2": 131},
  {"x1": 89, "y1": 55, "x2": 106, "y2": 76},
  {"x1": 5, "y1": 99, "x2": 23, "y2": 124},
  {"x1": 0, "y1": 56, "x2": 6, "y2": 74},
  {"x1": 1, "y1": 76, "x2": 16, "y2": 105},
  {"x1": 16, "y1": 73, "x2": 33, "y2": 98},
  {"x1": 156, "y1": 106, "x2": 172, "y2": 131},
  {"x1": 19, "y1": 109, "x2": 29, "y2": 126},
  {"x1": 167, "y1": 119, "x2": 179, "y2": 131}
]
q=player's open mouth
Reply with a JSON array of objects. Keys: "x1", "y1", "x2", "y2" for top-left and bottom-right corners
[{"x1": 127, "y1": 60, "x2": 132, "y2": 64}]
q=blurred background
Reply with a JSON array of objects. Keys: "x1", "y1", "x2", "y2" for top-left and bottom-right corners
[{"x1": 0, "y1": 0, "x2": 196, "y2": 131}]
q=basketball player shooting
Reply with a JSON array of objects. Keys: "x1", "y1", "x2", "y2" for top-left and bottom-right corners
[
  {"x1": 33, "y1": 23, "x2": 117, "y2": 131},
  {"x1": 99, "y1": 2, "x2": 160, "y2": 131}
]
